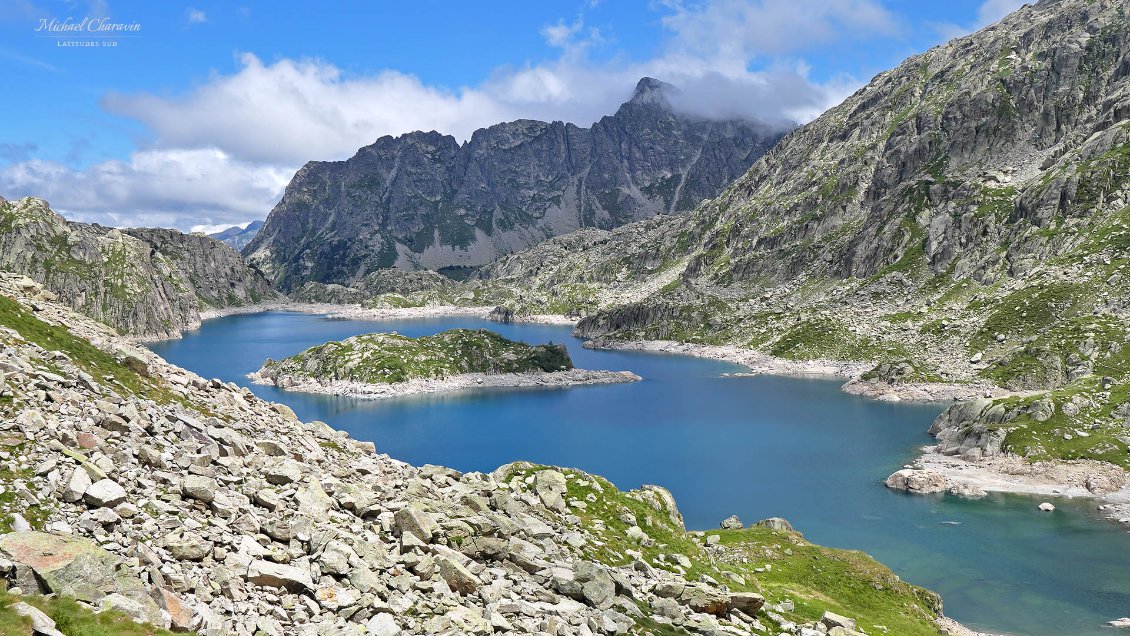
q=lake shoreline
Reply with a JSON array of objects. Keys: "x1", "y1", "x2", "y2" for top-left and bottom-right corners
[
  {"x1": 155, "y1": 306, "x2": 1130, "y2": 634},
  {"x1": 582, "y1": 337, "x2": 1001, "y2": 403},
  {"x1": 200, "y1": 301, "x2": 580, "y2": 326},
  {"x1": 583, "y1": 337, "x2": 1130, "y2": 526},
  {"x1": 201, "y1": 307, "x2": 1130, "y2": 527},
  {"x1": 247, "y1": 368, "x2": 642, "y2": 399},
  {"x1": 910, "y1": 449, "x2": 1130, "y2": 523}
]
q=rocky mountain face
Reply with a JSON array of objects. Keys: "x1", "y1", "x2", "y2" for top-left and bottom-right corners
[
  {"x1": 472, "y1": 0, "x2": 1130, "y2": 467},
  {"x1": 209, "y1": 220, "x2": 263, "y2": 250},
  {"x1": 244, "y1": 78, "x2": 786, "y2": 291},
  {"x1": 0, "y1": 273, "x2": 964, "y2": 635},
  {"x1": 0, "y1": 197, "x2": 278, "y2": 339}
]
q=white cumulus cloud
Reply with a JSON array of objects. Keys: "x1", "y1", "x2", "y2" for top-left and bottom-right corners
[
  {"x1": 8, "y1": 0, "x2": 907, "y2": 229},
  {"x1": 0, "y1": 148, "x2": 289, "y2": 230}
]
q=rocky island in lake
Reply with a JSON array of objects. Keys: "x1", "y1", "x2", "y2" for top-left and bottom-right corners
[{"x1": 251, "y1": 328, "x2": 641, "y2": 399}]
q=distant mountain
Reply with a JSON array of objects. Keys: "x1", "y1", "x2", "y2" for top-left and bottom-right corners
[
  {"x1": 245, "y1": 78, "x2": 788, "y2": 291},
  {"x1": 0, "y1": 197, "x2": 278, "y2": 338},
  {"x1": 209, "y1": 219, "x2": 263, "y2": 250}
]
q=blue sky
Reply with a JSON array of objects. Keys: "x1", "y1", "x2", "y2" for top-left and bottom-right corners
[{"x1": 0, "y1": 0, "x2": 1025, "y2": 231}]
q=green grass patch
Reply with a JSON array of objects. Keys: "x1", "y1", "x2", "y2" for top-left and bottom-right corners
[
  {"x1": 769, "y1": 318, "x2": 910, "y2": 362},
  {"x1": 979, "y1": 315, "x2": 1130, "y2": 390},
  {"x1": 974, "y1": 184, "x2": 1017, "y2": 219},
  {"x1": 0, "y1": 295, "x2": 180, "y2": 405},
  {"x1": 969, "y1": 281, "x2": 1093, "y2": 351},
  {"x1": 0, "y1": 444, "x2": 51, "y2": 534},
  {"x1": 0, "y1": 593, "x2": 185, "y2": 636},
  {"x1": 990, "y1": 379, "x2": 1130, "y2": 468}
]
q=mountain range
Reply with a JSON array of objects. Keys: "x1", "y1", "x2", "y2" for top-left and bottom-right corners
[{"x1": 244, "y1": 78, "x2": 787, "y2": 290}]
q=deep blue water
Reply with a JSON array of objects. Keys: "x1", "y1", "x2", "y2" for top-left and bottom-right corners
[{"x1": 148, "y1": 312, "x2": 1130, "y2": 636}]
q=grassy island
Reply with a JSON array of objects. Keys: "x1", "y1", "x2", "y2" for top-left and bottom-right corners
[{"x1": 259, "y1": 328, "x2": 574, "y2": 385}]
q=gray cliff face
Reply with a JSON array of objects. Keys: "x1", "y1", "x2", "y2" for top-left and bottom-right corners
[
  {"x1": 0, "y1": 197, "x2": 278, "y2": 338},
  {"x1": 677, "y1": 0, "x2": 1130, "y2": 287},
  {"x1": 245, "y1": 78, "x2": 785, "y2": 291}
]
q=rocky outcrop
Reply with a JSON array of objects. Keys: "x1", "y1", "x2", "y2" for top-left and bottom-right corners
[
  {"x1": 0, "y1": 197, "x2": 278, "y2": 338},
  {"x1": 929, "y1": 398, "x2": 1016, "y2": 460},
  {"x1": 884, "y1": 469, "x2": 949, "y2": 494},
  {"x1": 245, "y1": 78, "x2": 785, "y2": 290},
  {"x1": 0, "y1": 272, "x2": 964, "y2": 635}
]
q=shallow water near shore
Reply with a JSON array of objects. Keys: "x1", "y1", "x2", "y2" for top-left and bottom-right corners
[{"x1": 148, "y1": 311, "x2": 1130, "y2": 636}]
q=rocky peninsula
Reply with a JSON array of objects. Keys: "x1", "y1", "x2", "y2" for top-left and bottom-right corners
[{"x1": 251, "y1": 328, "x2": 640, "y2": 399}]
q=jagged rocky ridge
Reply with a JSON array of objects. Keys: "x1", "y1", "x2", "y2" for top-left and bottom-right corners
[
  {"x1": 0, "y1": 197, "x2": 279, "y2": 339},
  {"x1": 244, "y1": 78, "x2": 786, "y2": 290},
  {"x1": 0, "y1": 273, "x2": 967, "y2": 635}
]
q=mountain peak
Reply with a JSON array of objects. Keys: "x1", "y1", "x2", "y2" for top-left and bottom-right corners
[{"x1": 629, "y1": 77, "x2": 677, "y2": 108}]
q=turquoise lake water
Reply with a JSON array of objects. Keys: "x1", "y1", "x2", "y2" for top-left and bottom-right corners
[{"x1": 147, "y1": 311, "x2": 1130, "y2": 636}]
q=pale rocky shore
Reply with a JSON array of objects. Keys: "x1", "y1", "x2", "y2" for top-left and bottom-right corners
[
  {"x1": 249, "y1": 369, "x2": 642, "y2": 400},
  {"x1": 200, "y1": 301, "x2": 492, "y2": 323},
  {"x1": 889, "y1": 451, "x2": 1130, "y2": 523},
  {"x1": 582, "y1": 338, "x2": 1001, "y2": 403},
  {"x1": 201, "y1": 302, "x2": 580, "y2": 328}
]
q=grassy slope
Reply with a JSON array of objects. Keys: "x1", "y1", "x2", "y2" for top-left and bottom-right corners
[{"x1": 502, "y1": 465, "x2": 948, "y2": 636}]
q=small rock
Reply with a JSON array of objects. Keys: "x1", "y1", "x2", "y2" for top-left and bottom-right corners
[
  {"x1": 366, "y1": 613, "x2": 403, "y2": 636},
  {"x1": 719, "y1": 514, "x2": 743, "y2": 529},
  {"x1": 83, "y1": 479, "x2": 127, "y2": 508},
  {"x1": 62, "y1": 467, "x2": 92, "y2": 503},
  {"x1": 10, "y1": 513, "x2": 31, "y2": 533},
  {"x1": 245, "y1": 559, "x2": 314, "y2": 591},
  {"x1": 756, "y1": 517, "x2": 795, "y2": 533},
  {"x1": 1039, "y1": 502, "x2": 1055, "y2": 512},
  {"x1": 181, "y1": 475, "x2": 218, "y2": 504},
  {"x1": 821, "y1": 610, "x2": 858, "y2": 631},
  {"x1": 12, "y1": 602, "x2": 66, "y2": 636}
]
